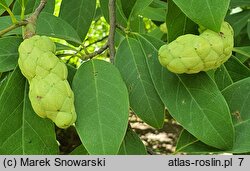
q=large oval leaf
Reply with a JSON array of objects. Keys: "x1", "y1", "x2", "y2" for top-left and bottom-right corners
[
  {"x1": 177, "y1": 78, "x2": 250, "y2": 154},
  {"x1": 59, "y1": 0, "x2": 96, "y2": 41},
  {"x1": 177, "y1": 122, "x2": 250, "y2": 154},
  {"x1": 72, "y1": 59, "x2": 129, "y2": 154},
  {"x1": 137, "y1": 34, "x2": 234, "y2": 150},
  {"x1": 172, "y1": 0, "x2": 230, "y2": 32},
  {"x1": 115, "y1": 37, "x2": 165, "y2": 128},
  {"x1": 0, "y1": 67, "x2": 58, "y2": 154},
  {"x1": 0, "y1": 37, "x2": 22, "y2": 72}
]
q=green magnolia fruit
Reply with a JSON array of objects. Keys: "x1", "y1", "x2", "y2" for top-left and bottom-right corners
[
  {"x1": 160, "y1": 23, "x2": 168, "y2": 33},
  {"x1": 18, "y1": 35, "x2": 77, "y2": 129},
  {"x1": 158, "y1": 22, "x2": 234, "y2": 74}
]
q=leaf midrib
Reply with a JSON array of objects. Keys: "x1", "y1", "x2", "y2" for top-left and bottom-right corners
[{"x1": 91, "y1": 60, "x2": 105, "y2": 154}]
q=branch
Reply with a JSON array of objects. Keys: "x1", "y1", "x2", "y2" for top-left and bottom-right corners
[
  {"x1": 86, "y1": 35, "x2": 109, "y2": 48},
  {"x1": 83, "y1": 44, "x2": 109, "y2": 60},
  {"x1": 108, "y1": 0, "x2": 116, "y2": 63},
  {"x1": 24, "y1": 0, "x2": 47, "y2": 39},
  {"x1": 0, "y1": 20, "x2": 28, "y2": 37}
]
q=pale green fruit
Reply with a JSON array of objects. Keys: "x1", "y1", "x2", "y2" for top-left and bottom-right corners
[
  {"x1": 160, "y1": 23, "x2": 168, "y2": 33},
  {"x1": 18, "y1": 35, "x2": 76, "y2": 129},
  {"x1": 158, "y1": 22, "x2": 234, "y2": 74}
]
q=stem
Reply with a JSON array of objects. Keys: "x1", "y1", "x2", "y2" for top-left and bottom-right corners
[
  {"x1": 21, "y1": 0, "x2": 26, "y2": 20},
  {"x1": 116, "y1": 23, "x2": 128, "y2": 33},
  {"x1": 86, "y1": 35, "x2": 109, "y2": 48},
  {"x1": 24, "y1": 0, "x2": 47, "y2": 39},
  {"x1": 0, "y1": 20, "x2": 28, "y2": 37},
  {"x1": 83, "y1": 44, "x2": 109, "y2": 60},
  {"x1": 108, "y1": 0, "x2": 116, "y2": 64},
  {"x1": 57, "y1": 53, "x2": 82, "y2": 59}
]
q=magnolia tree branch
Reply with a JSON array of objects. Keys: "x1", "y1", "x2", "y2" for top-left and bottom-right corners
[
  {"x1": 83, "y1": 44, "x2": 109, "y2": 60},
  {"x1": 24, "y1": 0, "x2": 47, "y2": 39},
  {"x1": 86, "y1": 35, "x2": 109, "y2": 48},
  {"x1": 108, "y1": 0, "x2": 116, "y2": 63},
  {"x1": 0, "y1": 20, "x2": 28, "y2": 37}
]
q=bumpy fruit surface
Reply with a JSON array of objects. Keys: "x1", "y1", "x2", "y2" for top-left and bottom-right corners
[
  {"x1": 18, "y1": 35, "x2": 76, "y2": 129},
  {"x1": 158, "y1": 22, "x2": 234, "y2": 74}
]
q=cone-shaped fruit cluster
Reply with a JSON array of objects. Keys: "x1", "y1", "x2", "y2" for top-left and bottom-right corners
[
  {"x1": 18, "y1": 35, "x2": 76, "y2": 129},
  {"x1": 158, "y1": 22, "x2": 234, "y2": 74}
]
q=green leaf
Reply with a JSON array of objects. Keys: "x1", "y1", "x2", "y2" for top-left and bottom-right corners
[
  {"x1": 138, "y1": 6, "x2": 166, "y2": 22},
  {"x1": 129, "y1": 0, "x2": 153, "y2": 21},
  {"x1": 66, "y1": 64, "x2": 76, "y2": 86},
  {"x1": 0, "y1": 37, "x2": 23, "y2": 72},
  {"x1": 0, "y1": 0, "x2": 8, "y2": 7},
  {"x1": 172, "y1": 0, "x2": 230, "y2": 32},
  {"x1": 233, "y1": 121, "x2": 250, "y2": 153},
  {"x1": 177, "y1": 78, "x2": 250, "y2": 154},
  {"x1": 137, "y1": 34, "x2": 234, "y2": 150},
  {"x1": 222, "y1": 77, "x2": 250, "y2": 125},
  {"x1": 120, "y1": 0, "x2": 136, "y2": 18},
  {"x1": 214, "y1": 65, "x2": 233, "y2": 91},
  {"x1": 130, "y1": 16, "x2": 146, "y2": 33},
  {"x1": 147, "y1": 27, "x2": 164, "y2": 40},
  {"x1": 177, "y1": 123, "x2": 250, "y2": 154},
  {"x1": 115, "y1": 37, "x2": 165, "y2": 128},
  {"x1": 0, "y1": 0, "x2": 13, "y2": 15},
  {"x1": 100, "y1": 0, "x2": 127, "y2": 27},
  {"x1": 120, "y1": 0, "x2": 153, "y2": 25},
  {"x1": 224, "y1": 56, "x2": 250, "y2": 82},
  {"x1": 0, "y1": 67, "x2": 58, "y2": 154},
  {"x1": 0, "y1": 13, "x2": 82, "y2": 44},
  {"x1": 36, "y1": 12, "x2": 82, "y2": 45},
  {"x1": 72, "y1": 59, "x2": 129, "y2": 154},
  {"x1": 166, "y1": 0, "x2": 198, "y2": 42},
  {"x1": 248, "y1": 20, "x2": 250, "y2": 40},
  {"x1": 176, "y1": 130, "x2": 221, "y2": 154},
  {"x1": 118, "y1": 128, "x2": 147, "y2": 155},
  {"x1": 55, "y1": 42, "x2": 76, "y2": 51},
  {"x1": 70, "y1": 144, "x2": 89, "y2": 155},
  {"x1": 233, "y1": 46, "x2": 250, "y2": 62},
  {"x1": 13, "y1": 0, "x2": 55, "y2": 15},
  {"x1": 230, "y1": 0, "x2": 250, "y2": 7},
  {"x1": 226, "y1": 10, "x2": 250, "y2": 37},
  {"x1": 59, "y1": 0, "x2": 96, "y2": 41}
]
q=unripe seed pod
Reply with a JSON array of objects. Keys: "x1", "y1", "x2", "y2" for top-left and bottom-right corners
[
  {"x1": 158, "y1": 22, "x2": 234, "y2": 74},
  {"x1": 18, "y1": 35, "x2": 76, "y2": 129}
]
